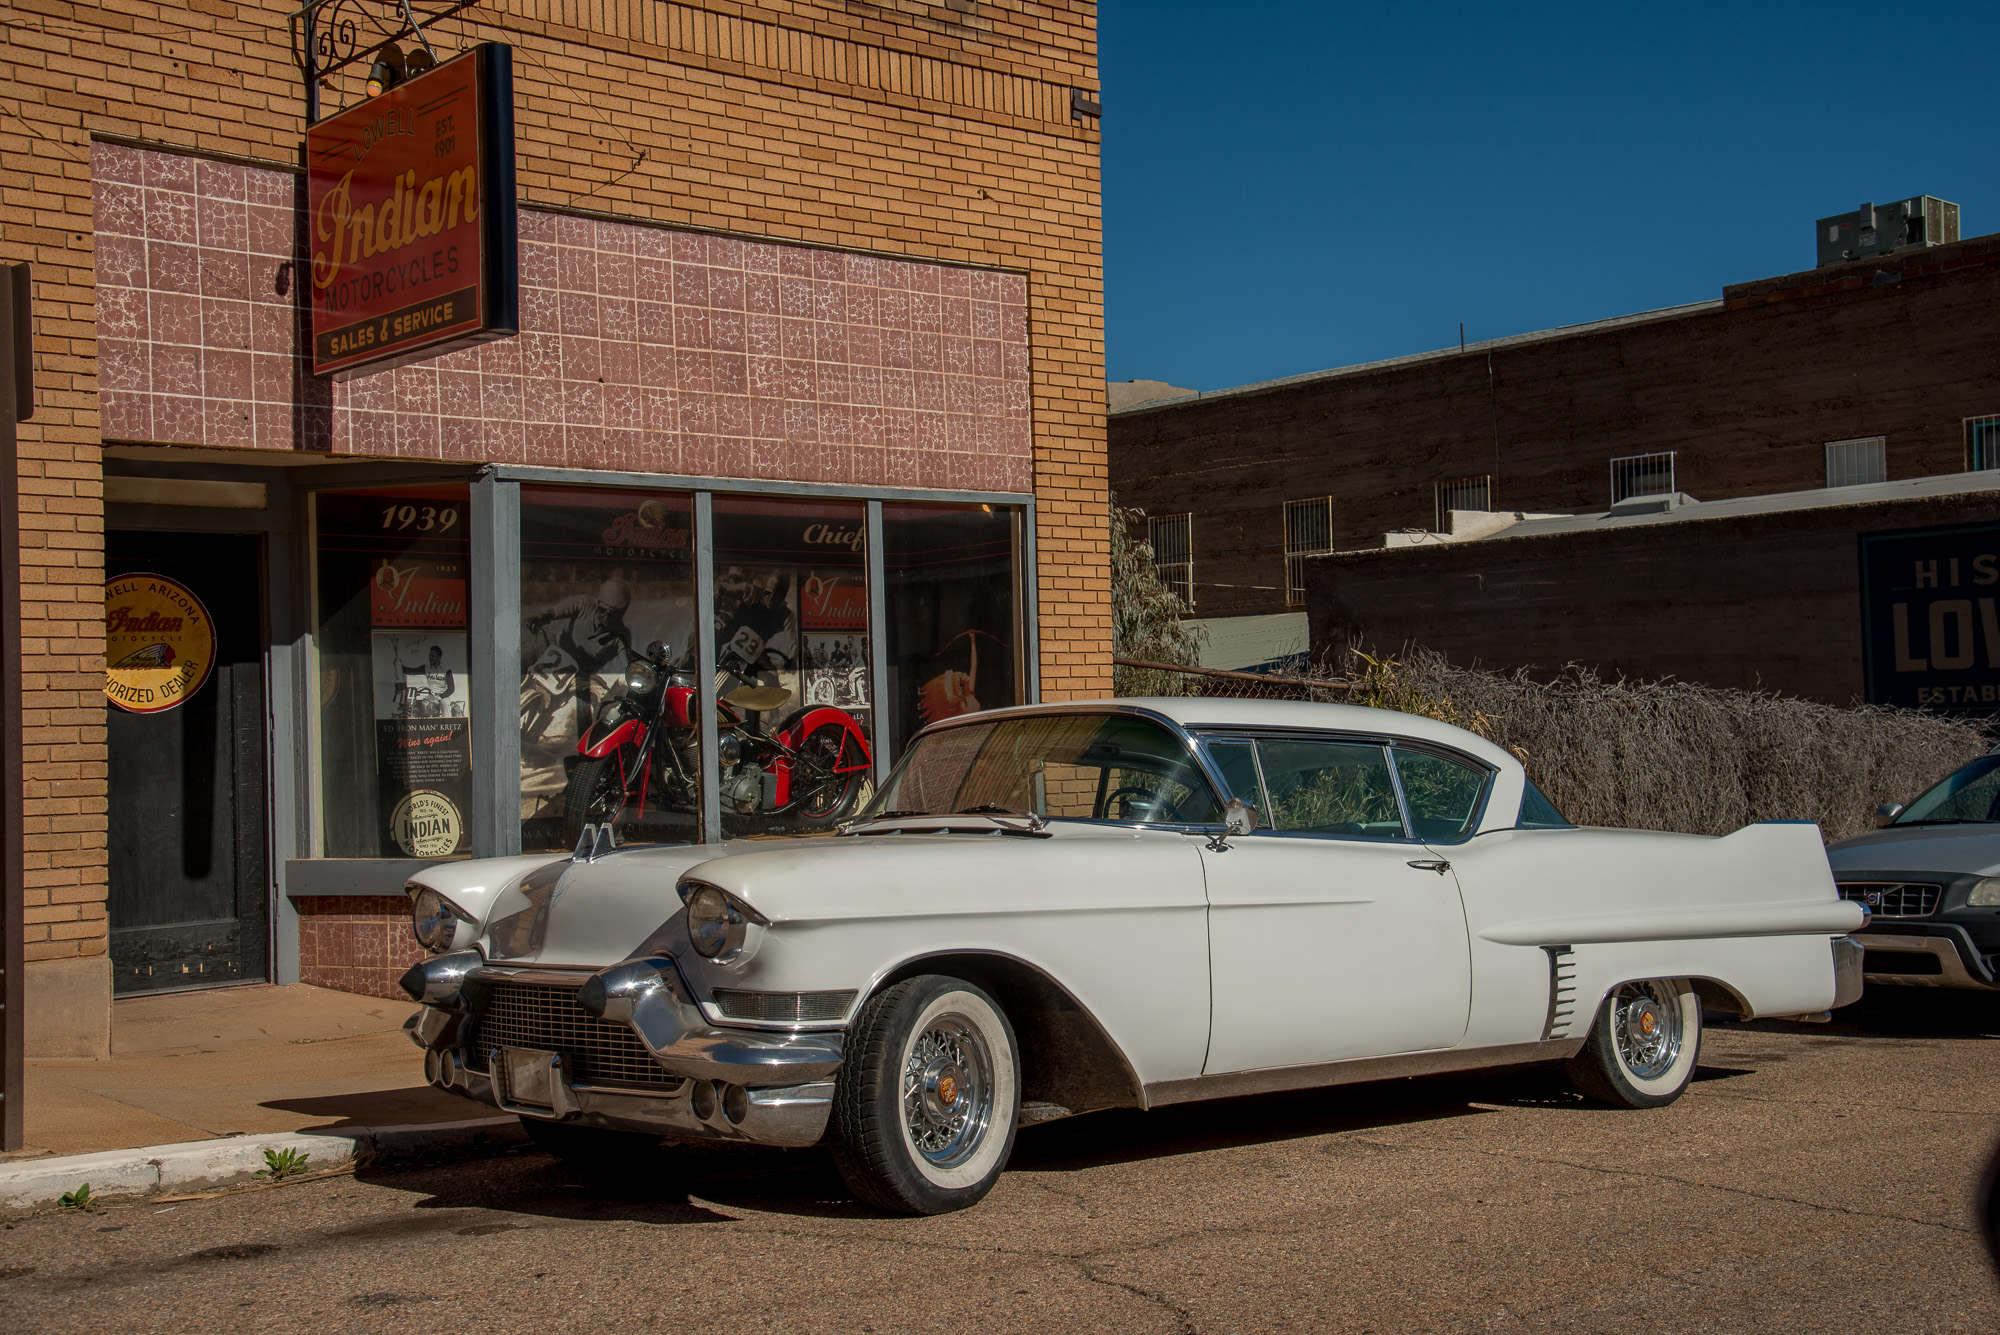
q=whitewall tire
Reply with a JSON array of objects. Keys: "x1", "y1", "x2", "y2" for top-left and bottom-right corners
[
  {"x1": 830, "y1": 974, "x2": 1020, "y2": 1214},
  {"x1": 1563, "y1": 977, "x2": 1702, "y2": 1109}
]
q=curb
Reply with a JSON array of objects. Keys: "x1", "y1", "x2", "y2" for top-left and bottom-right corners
[{"x1": 0, "y1": 1116, "x2": 528, "y2": 1213}]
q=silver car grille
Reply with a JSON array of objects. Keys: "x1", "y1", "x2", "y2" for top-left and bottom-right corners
[
  {"x1": 1838, "y1": 881, "x2": 1941, "y2": 918},
  {"x1": 465, "y1": 979, "x2": 682, "y2": 1091}
]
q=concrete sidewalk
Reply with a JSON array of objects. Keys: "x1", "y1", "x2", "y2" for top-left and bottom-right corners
[{"x1": 13, "y1": 983, "x2": 480, "y2": 1159}]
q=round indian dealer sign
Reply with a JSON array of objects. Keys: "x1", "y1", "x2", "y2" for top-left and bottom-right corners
[{"x1": 103, "y1": 573, "x2": 216, "y2": 714}]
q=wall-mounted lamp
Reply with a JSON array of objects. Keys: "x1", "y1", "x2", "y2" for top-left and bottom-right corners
[{"x1": 365, "y1": 44, "x2": 406, "y2": 97}]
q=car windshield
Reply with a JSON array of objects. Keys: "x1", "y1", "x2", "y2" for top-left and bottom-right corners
[
  {"x1": 1893, "y1": 754, "x2": 2000, "y2": 825},
  {"x1": 862, "y1": 713, "x2": 1222, "y2": 826}
]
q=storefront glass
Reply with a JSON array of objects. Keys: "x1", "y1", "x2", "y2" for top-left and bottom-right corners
[
  {"x1": 311, "y1": 485, "x2": 475, "y2": 859},
  {"x1": 712, "y1": 496, "x2": 874, "y2": 839},
  {"x1": 882, "y1": 502, "x2": 1024, "y2": 760},
  {"x1": 517, "y1": 486, "x2": 699, "y2": 851}
]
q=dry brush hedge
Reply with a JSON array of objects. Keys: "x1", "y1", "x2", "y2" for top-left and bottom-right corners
[{"x1": 1329, "y1": 649, "x2": 1988, "y2": 843}]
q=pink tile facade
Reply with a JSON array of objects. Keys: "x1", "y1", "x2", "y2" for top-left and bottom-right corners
[{"x1": 91, "y1": 142, "x2": 1032, "y2": 492}]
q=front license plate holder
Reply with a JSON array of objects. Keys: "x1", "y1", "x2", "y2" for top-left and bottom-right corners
[{"x1": 500, "y1": 1046, "x2": 572, "y2": 1116}]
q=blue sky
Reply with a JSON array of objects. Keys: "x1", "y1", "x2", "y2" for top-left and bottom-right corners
[{"x1": 1101, "y1": 2, "x2": 2000, "y2": 392}]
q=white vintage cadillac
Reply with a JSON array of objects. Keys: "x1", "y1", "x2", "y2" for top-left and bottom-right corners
[{"x1": 402, "y1": 699, "x2": 1865, "y2": 1214}]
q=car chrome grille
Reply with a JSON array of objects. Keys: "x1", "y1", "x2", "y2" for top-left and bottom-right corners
[
  {"x1": 1838, "y1": 881, "x2": 1942, "y2": 918},
  {"x1": 464, "y1": 979, "x2": 682, "y2": 1091}
]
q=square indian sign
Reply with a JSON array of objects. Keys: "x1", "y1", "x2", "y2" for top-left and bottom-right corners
[{"x1": 306, "y1": 43, "x2": 518, "y2": 377}]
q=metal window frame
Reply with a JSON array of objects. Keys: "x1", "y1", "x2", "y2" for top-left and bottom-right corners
[
  {"x1": 1608, "y1": 451, "x2": 1676, "y2": 505},
  {"x1": 1281, "y1": 497, "x2": 1334, "y2": 606},
  {"x1": 1432, "y1": 475, "x2": 1492, "y2": 533},
  {"x1": 1148, "y1": 512, "x2": 1194, "y2": 609},
  {"x1": 1823, "y1": 436, "x2": 1887, "y2": 489},
  {"x1": 1965, "y1": 415, "x2": 2000, "y2": 472}
]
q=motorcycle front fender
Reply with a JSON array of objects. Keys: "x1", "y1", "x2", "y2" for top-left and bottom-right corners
[{"x1": 579, "y1": 717, "x2": 644, "y2": 759}]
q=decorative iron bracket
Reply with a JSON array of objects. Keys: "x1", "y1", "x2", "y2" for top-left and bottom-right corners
[{"x1": 288, "y1": 0, "x2": 484, "y2": 122}]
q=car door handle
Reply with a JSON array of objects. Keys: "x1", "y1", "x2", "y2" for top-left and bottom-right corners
[{"x1": 1407, "y1": 859, "x2": 1451, "y2": 875}]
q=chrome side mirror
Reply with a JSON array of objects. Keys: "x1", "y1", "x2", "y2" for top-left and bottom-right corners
[
  {"x1": 1875, "y1": 802, "x2": 1904, "y2": 827},
  {"x1": 1207, "y1": 798, "x2": 1259, "y2": 852}
]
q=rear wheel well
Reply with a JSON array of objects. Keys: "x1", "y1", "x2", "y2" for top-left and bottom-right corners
[
  {"x1": 873, "y1": 953, "x2": 1143, "y2": 1115},
  {"x1": 1688, "y1": 976, "x2": 1754, "y2": 1022}
]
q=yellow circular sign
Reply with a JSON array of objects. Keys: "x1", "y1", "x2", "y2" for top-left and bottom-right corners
[
  {"x1": 103, "y1": 574, "x2": 216, "y2": 714},
  {"x1": 390, "y1": 790, "x2": 463, "y2": 857}
]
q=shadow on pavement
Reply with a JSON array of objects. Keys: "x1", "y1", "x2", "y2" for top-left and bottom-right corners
[
  {"x1": 258, "y1": 1086, "x2": 474, "y2": 1128},
  {"x1": 1716, "y1": 986, "x2": 2000, "y2": 1041}
]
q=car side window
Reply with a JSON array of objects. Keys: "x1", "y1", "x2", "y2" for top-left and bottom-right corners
[
  {"x1": 1517, "y1": 779, "x2": 1573, "y2": 829},
  {"x1": 1392, "y1": 747, "x2": 1489, "y2": 842},
  {"x1": 1252, "y1": 739, "x2": 1406, "y2": 838},
  {"x1": 1204, "y1": 740, "x2": 1266, "y2": 819}
]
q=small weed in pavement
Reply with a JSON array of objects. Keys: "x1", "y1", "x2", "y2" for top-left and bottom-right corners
[
  {"x1": 55, "y1": 1183, "x2": 94, "y2": 1210},
  {"x1": 257, "y1": 1148, "x2": 311, "y2": 1181}
]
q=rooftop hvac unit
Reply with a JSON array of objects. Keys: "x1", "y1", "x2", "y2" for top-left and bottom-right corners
[{"x1": 1817, "y1": 196, "x2": 1959, "y2": 267}]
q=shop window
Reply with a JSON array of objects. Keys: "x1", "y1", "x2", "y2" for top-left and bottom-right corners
[
  {"x1": 517, "y1": 487, "x2": 699, "y2": 852},
  {"x1": 311, "y1": 485, "x2": 473, "y2": 860},
  {"x1": 713, "y1": 495, "x2": 875, "y2": 838},
  {"x1": 883, "y1": 502, "x2": 1025, "y2": 762}
]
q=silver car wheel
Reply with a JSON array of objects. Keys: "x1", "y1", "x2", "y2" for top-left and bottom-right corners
[
  {"x1": 1610, "y1": 980, "x2": 1683, "y2": 1081},
  {"x1": 901, "y1": 1013, "x2": 994, "y2": 1169}
]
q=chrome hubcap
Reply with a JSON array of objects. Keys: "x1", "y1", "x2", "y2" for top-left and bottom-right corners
[
  {"x1": 1612, "y1": 981, "x2": 1683, "y2": 1081},
  {"x1": 902, "y1": 1014, "x2": 992, "y2": 1168}
]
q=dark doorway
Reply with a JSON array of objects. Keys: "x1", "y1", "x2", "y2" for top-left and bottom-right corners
[{"x1": 106, "y1": 531, "x2": 269, "y2": 995}]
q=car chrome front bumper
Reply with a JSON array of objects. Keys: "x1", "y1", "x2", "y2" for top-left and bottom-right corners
[{"x1": 405, "y1": 953, "x2": 844, "y2": 1147}]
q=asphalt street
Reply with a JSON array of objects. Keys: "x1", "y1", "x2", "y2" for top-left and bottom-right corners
[{"x1": 4, "y1": 989, "x2": 1997, "y2": 1335}]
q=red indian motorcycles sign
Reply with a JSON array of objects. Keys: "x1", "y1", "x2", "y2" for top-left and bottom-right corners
[{"x1": 306, "y1": 44, "x2": 519, "y2": 377}]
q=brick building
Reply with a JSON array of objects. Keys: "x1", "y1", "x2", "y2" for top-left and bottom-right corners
[
  {"x1": 1110, "y1": 229, "x2": 2000, "y2": 623},
  {"x1": 2, "y1": 0, "x2": 1107, "y2": 1057}
]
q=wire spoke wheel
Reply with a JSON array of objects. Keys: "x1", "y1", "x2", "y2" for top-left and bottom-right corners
[
  {"x1": 791, "y1": 722, "x2": 866, "y2": 824},
  {"x1": 1610, "y1": 980, "x2": 1683, "y2": 1081},
  {"x1": 899, "y1": 1014, "x2": 994, "y2": 1168},
  {"x1": 1563, "y1": 975, "x2": 1701, "y2": 1109}
]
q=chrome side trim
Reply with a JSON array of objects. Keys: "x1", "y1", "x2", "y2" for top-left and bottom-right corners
[{"x1": 1142, "y1": 1039, "x2": 1585, "y2": 1109}]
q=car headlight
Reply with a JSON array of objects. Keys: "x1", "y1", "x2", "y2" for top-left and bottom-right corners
[
  {"x1": 682, "y1": 883, "x2": 762, "y2": 960},
  {"x1": 1968, "y1": 877, "x2": 2000, "y2": 907},
  {"x1": 409, "y1": 885, "x2": 472, "y2": 953},
  {"x1": 624, "y1": 659, "x2": 659, "y2": 692}
]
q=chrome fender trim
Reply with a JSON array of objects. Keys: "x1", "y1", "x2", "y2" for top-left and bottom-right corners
[{"x1": 398, "y1": 950, "x2": 483, "y2": 1006}]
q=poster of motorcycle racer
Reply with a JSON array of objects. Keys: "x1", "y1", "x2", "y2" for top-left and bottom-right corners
[{"x1": 518, "y1": 488, "x2": 698, "y2": 850}]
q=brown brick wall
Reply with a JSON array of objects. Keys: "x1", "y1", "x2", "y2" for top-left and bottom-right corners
[
  {"x1": 1111, "y1": 234, "x2": 2000, "y2": 621},
  {"x1": 2, "y1": 0, "x2": 1107, "y2": 965},
  {"x1": 295, "y1": 895, "x2": 429, "y2": 1000}
]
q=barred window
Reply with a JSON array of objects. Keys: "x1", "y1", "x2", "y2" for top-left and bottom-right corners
[
  {"x1": 1148, "y1": 513, "x2": 1194, "y2": 610},
  {"x1": 1282, "y1": 497, "x2": 1334, "y2": 606},
  {"x1": 1433, "y1": 475, "x2": 1491, "y2": 532},
  {"x1": 1824, "y1": 436, "x2": 1886, "y2": 488},
  {"x1": 1609, "y1": 451, "x2": 1675, "y2": 504},
  {"x1": 1967, "y1": 416, "x2": 2000, "y2": 471}
]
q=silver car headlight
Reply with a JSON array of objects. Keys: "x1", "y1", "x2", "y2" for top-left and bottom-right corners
[
  {"x1": 1968, "y1": 877, "x2": 2000, "y2": 907},
  {"x1": 681, "y1": 882, "x2": 763, "y2": 960},
  {"x1": 409, "y1": 884, "x2": 473, "y2": 953},
  {"x1": 624, "y1": 659, "x2": 659, "y2": 692}
]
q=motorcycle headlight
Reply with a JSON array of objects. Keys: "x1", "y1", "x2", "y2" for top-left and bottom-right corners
[
  {"x1": 1968, "y1": 877, "x2": 2000, "y2": 907},
  {"x1": 624, "y1": 660, "x2": 659, "y2": 692},
  {"x1": 409, "y1": 884, "x2": 472, "y2": 954},
  {"x1": 683, "y1": 883, "x2": 759, "y2": 960},
  {"x1": 718, "y1": 733, "x2": 742, "y2": 767}
]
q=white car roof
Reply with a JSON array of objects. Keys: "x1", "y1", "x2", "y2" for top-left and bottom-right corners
[{"x1": 955, "y1": 697, "x2": 1522, "y2": 775}]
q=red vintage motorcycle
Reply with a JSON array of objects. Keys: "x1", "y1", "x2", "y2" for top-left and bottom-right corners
[{"x1": 561, "y1": 639, "x2": 873, "y2": 844}]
